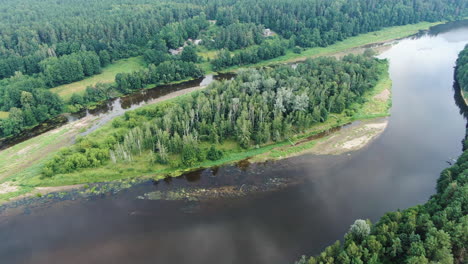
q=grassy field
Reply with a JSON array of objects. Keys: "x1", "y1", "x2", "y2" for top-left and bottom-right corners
[
  {"x1": 50, "y1": 57, "x2": 146, "y2": 100},
  {"x1": 0, "y1": 111, "x2": 9, "y2": 119},
  {"x1": 197, "y1": 47, "x2": 218, "y2": 60},
  {"x1": 353, "y1": 72, "x2": 392, "y2": 119}
]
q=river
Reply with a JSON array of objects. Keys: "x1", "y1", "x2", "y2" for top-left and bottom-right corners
[{"x1": 0, "y1": 21, "x2": 467, "y2": 264}]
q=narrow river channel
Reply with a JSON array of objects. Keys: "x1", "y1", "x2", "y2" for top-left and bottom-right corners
[{"x1": 0, "y1": 21, "x2": 467, "y2": 264}]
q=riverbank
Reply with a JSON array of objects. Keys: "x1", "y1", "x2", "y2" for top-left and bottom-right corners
[
  {"x1": 41, "y1": 22, "x2": 438, "y2": 105},
  {"x1": 461, "y1": 90, "x2": 468, "y2": 106},
  {"x1": 54, "y1": 22, "x2": 435, "y2": 107}
]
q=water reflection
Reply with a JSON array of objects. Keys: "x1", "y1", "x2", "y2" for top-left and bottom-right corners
[
  {"x1": 453, "y1": 81, "x2": 468, "y2": 120},
  {"x1": 427, "y1": 20, "x2": 468, "y2": 40}
]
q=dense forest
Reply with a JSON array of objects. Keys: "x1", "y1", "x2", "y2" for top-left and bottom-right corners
[
  {"x1": 210, "y1": 23, "x2": 265, "y2": 51},
  {"x1": 0, "y1": 1, "x2": 206, "y2": 79},
  {"x1": 1, "y1": 0, "x2": 464, "y2": 76},
  {"x1": 41, "y1": 54, "x2": 384, "y2": 176},
  {"x1": 0, "y1": 0, "x2": 466, "y2": 139},
  {"x1": 0, "y1": 0, "x2": 466, "y2": 77},
  {"x1": 0, "y1": 0, "x2": 466, "y2": 76},
  {"x1": 294, "y1": 45, "x2": 468, "y2": 264}
]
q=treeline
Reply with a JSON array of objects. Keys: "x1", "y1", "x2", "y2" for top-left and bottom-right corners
[
  {"x1": 211, "y1": 38, "x2": 288, "y2": 70},
  {"x1": 189, "y1": 0, "x2": 467, "y2": 48},
  {"x1": 0, "y1": 74, "x2": 64, "y2": 137},
  {"x1": 456, "y1": 44, "x2": 468, "y2": 94},
  {"x1": 41, "y1": 54, "x2": 384, "y2": 176},
  {"x1": 40, "y1": 51, "x2": 102, "y2": 87},
  {"x1": 1, "y1": 0, "x2": 466, "y2": 81},
  {"x1": 295, "y1": 46, "x2": 468, "y2": 264},
  {"x1": 0, "y1": 12, "x2": 207, "y2": 86}
]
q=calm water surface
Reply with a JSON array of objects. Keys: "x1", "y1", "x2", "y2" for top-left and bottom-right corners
[{"x1": 0, "y1": 21, "x2": 467, "y2": 264}]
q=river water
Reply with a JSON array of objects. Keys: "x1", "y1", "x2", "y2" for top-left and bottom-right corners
[{"x1": 0, "y1": 21, "x2": 467, "y2": 264}]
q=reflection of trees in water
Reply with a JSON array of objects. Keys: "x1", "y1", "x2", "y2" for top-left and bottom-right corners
[
  {"x1": 409, "y1": 19, "x2": 468, "y2": 40},
  {"x1": 452, "y1": 79, "x2": 468, "y2": 150},
  {"x1": 427, "y1": 19, "x2": 468, "y2": 37}
]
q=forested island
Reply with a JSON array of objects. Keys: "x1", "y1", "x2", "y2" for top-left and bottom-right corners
[
  {"x1": 41, "y1": 55, "x2": 386, "y2": 179},
  {"x1": 0, "y1": 0, "x2": 466, "y2": 139},
  {"x1": 294, "y1": 44, "x2": 468, "y2": 264}
]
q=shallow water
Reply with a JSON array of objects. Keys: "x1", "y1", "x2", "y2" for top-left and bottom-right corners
[{"x1": 0, "y1": 21, "x2": 467, "y2": 264}]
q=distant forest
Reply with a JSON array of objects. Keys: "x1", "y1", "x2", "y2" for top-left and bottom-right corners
[{"x1": 0, "y1": 0, "x2": 466, "y2": 138}]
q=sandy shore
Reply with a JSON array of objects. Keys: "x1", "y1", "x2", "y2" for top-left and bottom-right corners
[{"x1": 309, "y1": 118, "x2": 388, "y2": 155}]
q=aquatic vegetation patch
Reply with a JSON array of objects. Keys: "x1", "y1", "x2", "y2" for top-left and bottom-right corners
[{"x1": 139, "y1": 177, "x2": 298, "y2": 201}]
